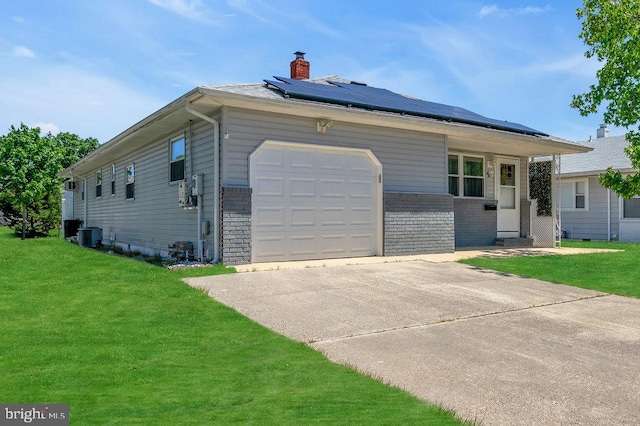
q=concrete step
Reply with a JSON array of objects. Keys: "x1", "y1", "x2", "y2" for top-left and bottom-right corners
[{"x1": 495, "y1": 237, "x2": 534, "y2": 248}]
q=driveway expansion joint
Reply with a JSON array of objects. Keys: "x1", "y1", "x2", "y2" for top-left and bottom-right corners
[{"x1": 307, "y1": 293, "x2": 612, "y2": 344}]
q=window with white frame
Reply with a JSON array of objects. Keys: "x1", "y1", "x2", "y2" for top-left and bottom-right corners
[
  {"x1": 623, "y1": 197, "x2": 640, "y2": 219},
  {"x1": 560, "y1": 179, "x2": 588, "y2": 210},
  {"x1": 448, "y1": 154, "x2": 484, "y2": 197},
  {"x1": 111, "y1": 164, "x2": 116, "y2": 196},
  {"x1": 170, "y1": 137, "x2": 185, "y2": 182},
  {"x1": 96, "y1": 170, "x2": 102, "y2": 198},
  {"x1": 126, "y1": 163, "x2": 135, "y2": 200}
]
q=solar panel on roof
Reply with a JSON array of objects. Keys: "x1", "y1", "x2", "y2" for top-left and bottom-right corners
[{"x1": 264, "y1": 76, "x2": 548, "y2": 136}]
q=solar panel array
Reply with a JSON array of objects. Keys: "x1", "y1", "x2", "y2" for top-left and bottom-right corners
[{"x1": 264, "y1": 76, "x2": 547, "y2": 137}]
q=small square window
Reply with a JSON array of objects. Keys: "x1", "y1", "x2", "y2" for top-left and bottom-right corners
[
  {"x1": 623, "y1": 197, "x2": 640, "y2": 218},
  {"x1": 560, "y1": 180, "x2": 588, "y2": 210}
]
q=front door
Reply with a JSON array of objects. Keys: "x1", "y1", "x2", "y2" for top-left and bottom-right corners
[{"x1": 496, "y1": 157, "x2": 520, "y2": 238}]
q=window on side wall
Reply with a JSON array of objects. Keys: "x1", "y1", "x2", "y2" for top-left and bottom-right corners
[
  {"x1": 111, "y1": 164, "x2": 116, "y2": 195},
  {"x1": 96, "y1": 170, "x2": 102, "y2": 198},
  {"x1": 126, "y1": 163, "x2": 135, "y2": 200},
  {"x1": 448, "y1": 154, "x2": 484, "y2": 198},
  {"x1": 560, "y1": 179, "x2": 588, "y2": 210},
  {"x1": 623, "y1": 197, "x2": 640, "y2": 219},
  {"x1": 170, "y1": 137, "x2": 185, "y2": 182}
]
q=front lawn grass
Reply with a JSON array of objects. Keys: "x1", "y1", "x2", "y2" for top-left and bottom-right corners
[
  {"x1": 460, "y1": 241, "x2": 640, "y2": 298},
  {"x1": 0, "y1": 227, "x2": 463, "y2": 425}
]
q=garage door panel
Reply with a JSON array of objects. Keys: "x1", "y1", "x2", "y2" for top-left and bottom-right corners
[
  {"x1": 350, "y1": 234, "x2": 376, "y2": 254},
  {"x1": 320, "y1": 207, "x2": 346, "y2": 226},
  {"x1": 350, "y1": 207, "x2": 375, "y2": 226},
  {"x1": 254, "y1": 207, "x2": 285, "y2": 228},
  {"x1": 254, "y1": 147, "x2": 285, "y2": 167},
  {"x1": 319, "y1": 179, "x2": 346, "y2": 198},
  {"x1": 254, "y1": 176, "x2": 285, "y2": 197},
  {"x1": 251, "y1": 142, "x2": 380, "y2": 263},
  {"x1": 289, "y1": 177, "x2": 316, "y2": 196},
  {"x1": 350, "y1": 180, "x2": 374, "y2": 198},
  {"x1": 320, "y1": 234, "x2": 348, "y2": 255},
  {"x1": 290, "y1": 207, "x2": 315, "y2": 226},
  {"x1": 289, "y1": 150, "x2": 316, "y2": 169}
]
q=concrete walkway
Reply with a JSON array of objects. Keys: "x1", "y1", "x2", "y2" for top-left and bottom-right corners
[
  {"x1": 231, "y1": 246, "x2": 618, "y2": 272},
  {"x1": 186, "y1": 249, "x2": 639, "y2": 425}
]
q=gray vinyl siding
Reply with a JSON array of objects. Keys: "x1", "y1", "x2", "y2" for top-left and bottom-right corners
[
  {"x1": 561, "y1": 176, "x2": 617, "y2": 241},
  {"x1": 221, "y1": 108, "x2": 446, "y2": 193},
  {"x1": 73, "y1": 119, "x2": 218, "y2": 257}
]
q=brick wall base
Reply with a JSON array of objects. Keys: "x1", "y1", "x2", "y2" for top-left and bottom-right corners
[
  {"x1": 221, "y1": 186, "x2": 252, "y2": 265},
  {"x1": 384, "y1": 192, "x2": 455, "y2": 255},
  {"x1": 454, "y1": 198, "x2": 498, "y2": 247}
]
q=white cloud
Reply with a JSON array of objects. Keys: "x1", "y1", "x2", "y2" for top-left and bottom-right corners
[
  {"x1": 147, "y1": 0, "x2": 218, "y2": 25},
  {"x1": 524, "y1": 54, "x2": 600, "y2": 78},
  {"x1": 227, "y1": 0, "x2": 280, "y2": 27},
  {"x1": 478, "y1": 4, "x2": 552, "y2": 18},
  {"x1": 0, "y1": 65, "x2": 165, "y2": 142},
  {"x1": 31, "y1": 122, "x2": 60, "y2": 135},
  {"x1": 13, "y1": 46, "x2": 35, "y2": 58},
  {"x1": 12, "y1": 16, "x2": 25, "y2": 24},
  {"x1": 478, "y1": 5, "x2": 500, "y2": 18}
]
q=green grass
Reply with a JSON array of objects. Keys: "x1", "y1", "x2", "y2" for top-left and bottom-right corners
[
  {"x1": 0, "y1": 227, "x2": 463, "y2": 425},
  {"x1": 460, "y1": 241, "x2": 640, "y2": 298}
]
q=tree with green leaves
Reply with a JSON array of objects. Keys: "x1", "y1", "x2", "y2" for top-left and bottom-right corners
[
  {"x1": 0, "y1": 124, "x2": 98, "y2": 238},
  {"x1": 571, "y1": 0, "x2": 640, "y2": 198}
]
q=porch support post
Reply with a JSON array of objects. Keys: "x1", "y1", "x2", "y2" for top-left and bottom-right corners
[{"x1": 553, "y1": 154, "x2": 562, "y2": 247}]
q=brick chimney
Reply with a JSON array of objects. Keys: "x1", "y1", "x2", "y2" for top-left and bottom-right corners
[
  {"x1": 290, "y1": 51, "x2": 310, "y2": 80},
  {"x1": 597, "y1": 124, "x2": 610, "y2": 138}
]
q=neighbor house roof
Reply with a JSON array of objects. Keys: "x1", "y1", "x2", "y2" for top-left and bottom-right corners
[{"x1": 561, "y1": 134, "x2": 634, "y2": 176}]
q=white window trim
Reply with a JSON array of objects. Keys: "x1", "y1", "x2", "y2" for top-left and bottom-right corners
[
  {"x1": 448, "y1": 152, "x2": 485, "y2": 198},
  {"x1": 111, "y1": 164, "x2": 116, "y2": 196},
  {"x1": 559, "y1": 178, "x2": 589, "y2": 211},
  {"x1": 95, "y1": 170, "x2": 102, "y2": 199},
  {"x1": 620, "y1": 196, "x2": 640, "y2": 221},
  {"x1": 125, "y1": 162, "x2": 135, "y2": 200},
  {"x1": 169, "y1": 135, "x2": 186, "y2": 183}
]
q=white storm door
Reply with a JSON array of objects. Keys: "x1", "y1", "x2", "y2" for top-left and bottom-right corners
[{"x1": 496, "y1": 157, "x2": 520, "y2": 238}]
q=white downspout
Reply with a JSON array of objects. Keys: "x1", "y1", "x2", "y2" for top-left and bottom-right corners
[
  {"x1": 185, "y1": 102, "x2": 220, "y2": 263},
  {"x1": 83, "y1": 178, "x2": 88, "y2": 227},
  {"x1": 607, "y1": 188, "x2": 611, "y2": 241}
]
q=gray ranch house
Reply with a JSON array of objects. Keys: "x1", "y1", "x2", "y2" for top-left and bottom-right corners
[
  {"x1": 559, "y1": 125, "x2": 640, "y2": 242},
  {"x1": 60, "y1": 53, "x2": 589, "y2": 265}
]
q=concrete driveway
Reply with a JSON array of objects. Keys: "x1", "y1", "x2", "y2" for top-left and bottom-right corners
[{"x1": 186, "y1": 261, "x2": 640, "y2": 425}]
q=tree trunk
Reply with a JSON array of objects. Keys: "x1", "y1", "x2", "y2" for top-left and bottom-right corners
[{"x1": 22, "y1": 206, "x2": 26, "y2": 240}]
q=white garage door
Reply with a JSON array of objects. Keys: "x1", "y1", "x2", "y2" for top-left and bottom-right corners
[{"x1": 250, "y1": 141, "x2": 382, "y2": 263}]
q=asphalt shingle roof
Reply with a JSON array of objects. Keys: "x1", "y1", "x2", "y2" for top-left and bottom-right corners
[{"x1": 561, "y1": 134, "x2": 633, "y2": 175}]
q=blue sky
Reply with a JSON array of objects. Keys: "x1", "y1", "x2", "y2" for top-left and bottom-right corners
[{"x1": 0, "y1": 1, "x2": 621, "y2": 143}]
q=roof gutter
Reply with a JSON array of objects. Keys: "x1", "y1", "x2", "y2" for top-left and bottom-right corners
[
  {"x1": 59, "y1": 88, "x2": 204, "y2": 178},
  {"x1": 198, "y1": 87, "x2": 591, "y2": 155}
]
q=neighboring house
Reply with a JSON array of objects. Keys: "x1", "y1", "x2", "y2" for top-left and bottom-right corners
[
  {"x1": 60, "y1": 53, "x2": 589, "y2": 265},
  {"x1": 560, "y1": 125, "x2": 640, "y2": 242}
]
